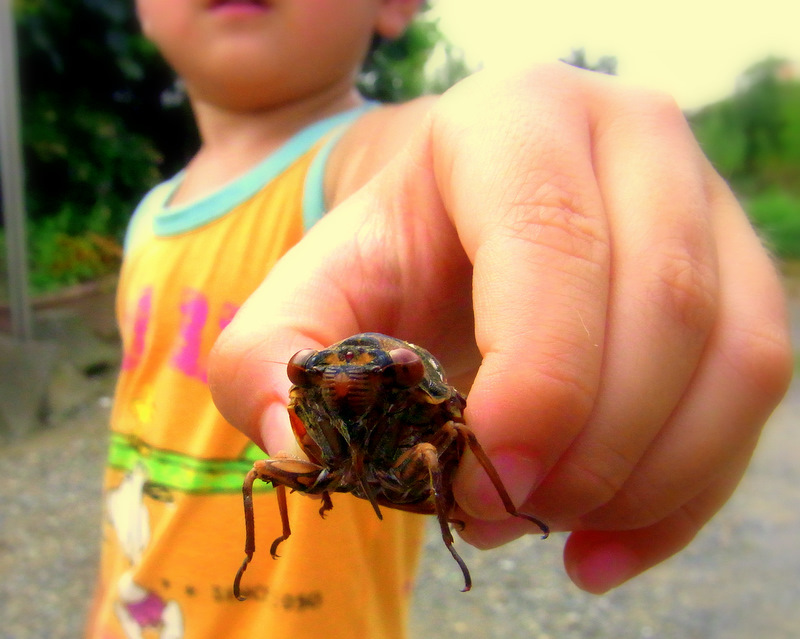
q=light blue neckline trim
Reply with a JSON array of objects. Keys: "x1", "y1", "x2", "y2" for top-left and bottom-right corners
[
  {"x1": 152, "y1": 104, "x2": 374, "y2": 237},
  {"x1": 123, "y1": 180, "x2": 175, "y2": 254}
]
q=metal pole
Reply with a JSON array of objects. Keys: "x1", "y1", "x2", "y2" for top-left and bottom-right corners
[{"x1": 0, "y1": 0, "x2": 33, "y2": 341}]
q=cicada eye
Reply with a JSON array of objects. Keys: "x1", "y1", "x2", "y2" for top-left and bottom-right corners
[
  {"x1": 386, "y1": 347, "x2": 425, "y2": 388},
  {"x1": 287, "y1": 349, "x2": 317, "y2": 387}
]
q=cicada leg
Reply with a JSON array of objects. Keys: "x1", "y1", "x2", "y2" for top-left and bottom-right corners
[
  {"x1": 318, "y1": 491, "x2": 334, "y2": 518},
  {"x1": 234, "y1": 466, "x2": 264, "y2": 601},
  {"x1": 395, "y1": 441, "x2": 473, "y2": 592},
  {"x1": 454, "y1": 423, "x2": 549, "y2": 539},
  {"x1": 269, "y1": 483, "x2": 292, "y2": 558},
  {"x1": 233, "y1": 456, "x2": 327, "y2": 601}
]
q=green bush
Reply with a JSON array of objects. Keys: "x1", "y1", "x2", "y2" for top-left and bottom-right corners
[
  {"x1": 744, "y1": 189, "x2": 800, "y2": 259},
  {"x1": 16, "y1": 0, "x2": 196, "y2": 239},
  {"x1": 689, "y1": 58, "x2": 800, "y2": 198},
  {"x1": 7, "y1": 1, "x2": 464, "y2": 297},
  {"x1": 26, "y1": 208, "x2": 122, "y2": 294},
  {"x1": 358, "y1": 5, "x2": 471, "y2": 102}
]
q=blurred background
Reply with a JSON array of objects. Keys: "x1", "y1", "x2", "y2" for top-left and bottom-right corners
[
  {"x1": 2, "y1": 0, "x2": 800, "y2": 298},
  {"x1": 1, "y1": 1, "x2": 798, "y2": 637}
]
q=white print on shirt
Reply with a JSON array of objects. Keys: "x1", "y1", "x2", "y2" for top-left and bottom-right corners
[{"x1": 107, "y1": 464, "x2": 185, "y2": 639}]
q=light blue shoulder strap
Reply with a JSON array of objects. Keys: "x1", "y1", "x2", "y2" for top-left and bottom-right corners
[
  {"x1": 301, "y1": 103, "x2": 377, "y2": 231},
  {"x1": 124, "y1": 103, "x2": 377, "y2": 248}
]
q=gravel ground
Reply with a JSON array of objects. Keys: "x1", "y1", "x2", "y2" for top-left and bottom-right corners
[
  {"x1": 0, "y1": 393, "x2": 112, "y2": 639},
  {"x1": 410, "y1": 377, "x2": 800, "y2": 638},
  {"x1": 1, "y1": 291, "x2": 798, "y2": 639}
]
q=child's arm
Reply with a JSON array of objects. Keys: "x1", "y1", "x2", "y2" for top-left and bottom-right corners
[{"x1": 208, "y1": 63, "x2": 792, "y2": 593}]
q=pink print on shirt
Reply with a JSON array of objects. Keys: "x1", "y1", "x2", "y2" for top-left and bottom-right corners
[
  {"x1": 173, "y1": 289, "x2": 209, "y2": 382},
  {"x1": 122, "y1": 287, "x2": 152, "y2": 371},
  {"x1": 121, "y1": 286, "x2": 239, "y2": 383}
]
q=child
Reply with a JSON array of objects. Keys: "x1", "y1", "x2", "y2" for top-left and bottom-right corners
[
  {"x1": 89, "y1": 1, "x2": 793, "y2": 638},
  {"x1": 88, "y1": 2, "x2": 430, "y2": 638}
]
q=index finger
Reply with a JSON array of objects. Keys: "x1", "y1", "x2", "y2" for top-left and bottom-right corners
[{"x1": 436, "y1": 66, "x2": 612, "y2": 519}]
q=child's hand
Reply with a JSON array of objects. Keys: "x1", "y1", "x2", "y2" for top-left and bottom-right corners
[{"x1": 209, "y1": 64, "x2": 792, "y2": 594}]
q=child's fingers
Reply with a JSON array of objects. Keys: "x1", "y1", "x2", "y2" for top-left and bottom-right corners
[
  {"x1": 514, "y1": 85, "x2": 720, "y2": 524},
  {"x1": 430, "y1": 67, "x2": 614, "y2": 517},
  {"x1": 448, "y1": 67, "x2": 790, "y2": 536},
  {"x1": 576, "y1": 174, "x2": 791, "y2": 531},
  {"x1": 563, "y1": 446, "x2": 752, "y2": 594},
  {"x1": 457, "y1": 166, "x2": 790, "y2": 548}
]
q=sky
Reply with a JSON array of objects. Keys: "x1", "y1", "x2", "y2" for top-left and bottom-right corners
[{"x1": 431, "y1": 0, "x2": 800, "y2": 111}]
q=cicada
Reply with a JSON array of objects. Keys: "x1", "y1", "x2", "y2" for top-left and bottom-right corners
[{"x1": 233, "y1": 333, "x2": 548, "y2": 596}]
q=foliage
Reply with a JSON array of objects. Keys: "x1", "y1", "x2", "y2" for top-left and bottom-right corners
[
  {"x1": 743, "y1": 189, "x2": 800, "y2": 260},
  {"x1": 690, "y1": 58, "x2": 800, "y2": 195},
  {"x1": 14, "y1": 0, "x2": 196, "y2": 238},
  {"x1": 26, "y1": 213, "x2": 123, "y2": 293},
  {"x1": 560, "y1": 48, "x2": 618, "y2": 76},
  {"x1": 8, "y1": 1, "x2": 468, "y2": 295},
  {"x1": 358, "y1": 7, "x2": 472, "y2": 102},
  {"x1": 11, "y1": 0, "x2": 197, "y2": 295},
  {"x1": 735, "y1": 58, "x2": 787, "y2": 176},
  {"x1": 0, "y1": 218, "x2": 122, "y2": 296},
  {"x1": 689, "y1": 58, "x2": 800, "y2": 258}
]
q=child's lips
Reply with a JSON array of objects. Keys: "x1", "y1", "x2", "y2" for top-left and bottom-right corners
[{"x1": 208, "y1": 0, "x2": 272, "y2": 14}]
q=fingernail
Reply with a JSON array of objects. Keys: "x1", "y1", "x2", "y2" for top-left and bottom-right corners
[
  {"x1": 570, "y1": 542, "x2": 641, "y2": 594},
  {"x1": 460, "y1": 451, "x2": 542, "y2": 520},
  {"x1": 458, "y1": 516, "x2": 536, "y2": 550},
  {"x1": 259, "y1": 403, "x2": 294, "y2": 455}
]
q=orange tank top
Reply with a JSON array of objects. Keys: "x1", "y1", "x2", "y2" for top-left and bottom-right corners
[{"x1": 87, "y1": 106, "x2": 424, "y2": 639}]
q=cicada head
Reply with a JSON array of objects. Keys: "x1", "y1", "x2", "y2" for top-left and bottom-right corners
[{"x1": 289, "y1": 333, "x2": 425, "y2": 411}]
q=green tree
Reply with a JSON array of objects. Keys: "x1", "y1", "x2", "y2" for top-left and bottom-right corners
[
  {"x1": 688, "y1": 57, "x2": 800, "y2": 259},
  {"x1": 15, "y1": 0, "x2": 196, "y2": 237},
  {"x1": 736, "y1": 57, "x2": 786, "y2": 177},
  {"x1": 358, "y1": 7, "x2": 472, "y2": 103},
  {"x1": 690, "y1": 57, "x2": 798, "y2": 193},
  {"x1": 560, "y1": 48, "x2": 618, "y2": 76},
  {"x1": 10, "y1": 1, "x2": 464, "y2": 292}
]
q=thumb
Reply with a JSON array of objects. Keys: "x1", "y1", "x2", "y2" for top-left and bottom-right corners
[
  {"x1": 206, "y1": 194, "x2": 377, "y2": 454},
  {"x1": 208, "y1": 137, "x2": 471, "y2": 453}
]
